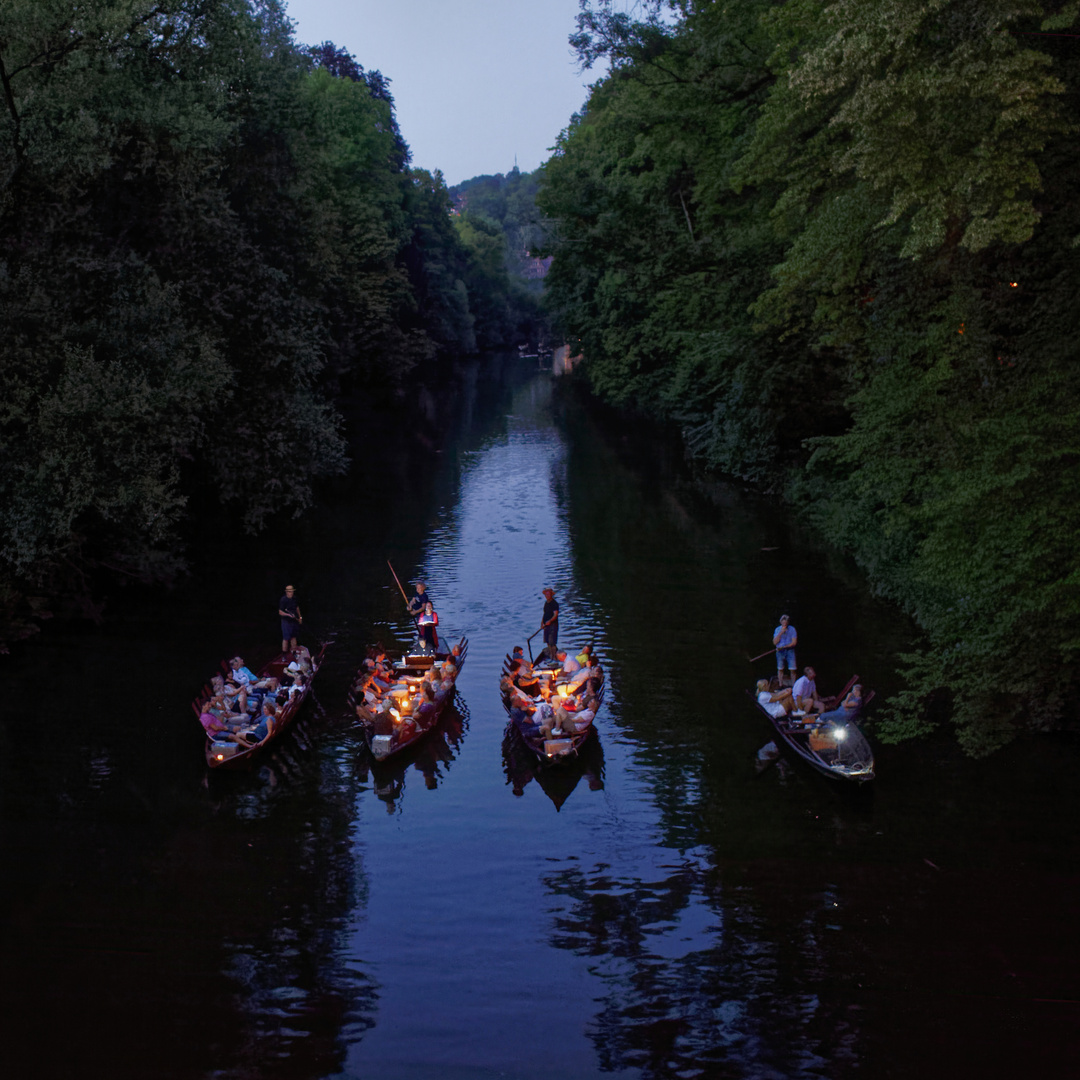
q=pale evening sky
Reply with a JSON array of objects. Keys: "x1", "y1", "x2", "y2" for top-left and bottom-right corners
[{"x1": 282, "y1": 0, "x2": 612, "y2": 186}]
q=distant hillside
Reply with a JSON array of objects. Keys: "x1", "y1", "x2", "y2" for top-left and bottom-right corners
[{"x1": 450, "y1": 167, "x2": 552, "y2": 288}]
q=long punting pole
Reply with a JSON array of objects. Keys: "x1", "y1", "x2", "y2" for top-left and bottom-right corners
[{"x1": 387, "y1": 560, "x2": 421, "y2": 633}]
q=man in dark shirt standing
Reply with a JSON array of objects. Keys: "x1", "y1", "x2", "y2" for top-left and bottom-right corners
[
  {"x1": 278, "y1": 584, "x2": 302, "y2": 654},
  {"x1": 406, "y1": 581, "x2": 430, "y2": 620},
  {"x1": 540, "y1": 587, "x2": 559, "y2": 661}
]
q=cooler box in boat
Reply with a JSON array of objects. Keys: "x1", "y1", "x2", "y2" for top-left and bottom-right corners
[
  {"x1": 371, "y1": 735, "x2": 392, "y2": 757},
  {"x1": 544, "y1": 739, "x2": 574, "y2": 757},
  {"x1": 809, "y1": 729, "x2": 837, "y2": 752},
  {"x1": 209, "y1": 740, "x2": 240, "y2": 761}
]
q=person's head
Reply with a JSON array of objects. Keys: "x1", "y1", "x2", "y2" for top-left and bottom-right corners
[
  {"x1": 804, "y1": 666, "x2": 816, "y2": 679},
  {"x1": 555, "y1": 651, "x2": 567, "y2": 662},
  {"x1": 415, "y1": 582, "x2": 426, "y2": 594},
  {"x1": 262, "y1": 702, "x2": 275, "y2": 716},
  {"x1": 542, "y1": 587, "x2": 554, "y2": 599},
  {"x1": 424, "y1": 601, "x2": 433, "y2": 613},
  {"x1": 508, "y1": 659, "x2": 521, "y2": 674},
  {"x1": 230, "y1": 657, "x2": 243, "y2": 669},
  {"x1": 284, "y1": 585, "x2": 295, "y2": 597},
  {"x1": 422, "y1": 682, "x2": 436, "y2": 702},
  {"x1": 852, "y1": 684, "x2": 862, "y2": 696},
  {"x1": 512, "y1": 646, "x2": 523, "y2": 658},
  {"x1": 757, "y1": 679, "x2": 770, "y2": 692},
  {"x1": 451, "y1": 644, "x2": 461, "y2": 657},
  {"x1": 779, "y1": 614, "x2": 789, "y2": 626}
]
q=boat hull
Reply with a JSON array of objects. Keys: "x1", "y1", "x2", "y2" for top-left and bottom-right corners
[{"x1": 752, "y1": 675, "x2": 875, "y2": 783}]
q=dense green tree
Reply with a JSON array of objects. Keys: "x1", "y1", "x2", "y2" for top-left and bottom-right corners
[
  {"x1": 0, "y1": 0, "x2": 495, "y2": 645},
  {"x1": 540, "y1": 0, "x2": 1080, "y2": 753}
]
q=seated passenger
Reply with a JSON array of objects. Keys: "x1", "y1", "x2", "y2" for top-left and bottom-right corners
[
  {"x1": 230, "y1": 656, "x2": 275, "y2": 691},
  {"x1": 757, "y1": 678, "x2": 794, "y2": 718},
  {"x1": 563, "y1": 694, "x2": 600, "y2": 735},
  {"x1": 243, "y1": 701, "x2": 278, "y2": 745},
  {"x1": 565, "y1": 665, "x2": 594, "y2": 694},
  {"x1": 791, "y1": 667, "x2": 825, "y2": 714},
  {"x1": 372, "y1": 702, "x2": 395, "y2": 736},
  {"x1": 415, "y1": 682, "x2": 438, "y2": 726},
  {"x1": 842, "y1": 684, "x2": 863, "y2": 709},
  {"x1": 200, "y1": 706, "x2": 234, "y2": 738},
  {"x1": 221, "y1": 677, "x2": 249, "y2": 714},
  {"x1": 558, "y1": 650, "x2": 581, "y2": 675}
]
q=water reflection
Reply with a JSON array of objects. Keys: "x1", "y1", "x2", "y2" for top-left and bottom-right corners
[
  {"x1": 5, "y1": 360, "x2": 1080, "y2": 1079},
  {"x1": 541, "y1": 857, "x2": 871, "y2": 1079},
  {"x1": 501, "y1": 726, "x2": 605, "y2": 809}
]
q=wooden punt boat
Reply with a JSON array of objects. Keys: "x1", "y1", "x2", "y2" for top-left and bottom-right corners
[
  {"x1": 500, "y1": 651, "x2": 604, "y2": 766},
  {"x1": 348, "y1": 636, "x2": 468, "y2": 763},
  {"x1": 751, "y1": 674, "x2": 875, "y2": 783},
  {"x1": 193, "y1": 644, "x2": 327, "y2": 770}
]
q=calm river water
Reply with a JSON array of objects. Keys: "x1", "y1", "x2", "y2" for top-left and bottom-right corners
[{"x1": 2, "y1": 359, "x2": 1079, "y2": 1079}]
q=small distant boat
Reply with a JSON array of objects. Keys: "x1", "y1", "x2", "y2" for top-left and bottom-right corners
[
  {"x1": 349, "y1": 637, "x2": 468, "y2": 763},
  {"x1": 500, "y1": 651, "x2": 604, "y2": 766},
  {"x1": 193, "y1": 645, "x2": 327, "y2": 770},
  {"x1": 751, "y1": 675, "x2": 875, "y2": 783}
]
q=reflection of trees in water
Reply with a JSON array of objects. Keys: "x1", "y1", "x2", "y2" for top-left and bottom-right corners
[
  {"x1": 542, "y1": 860, "x2": 864, "y2": 1080},
  {"x1": 0, "y1": 724, "x2": 380, "y2": 1079},
  {"x1": 359, "y1": 700, "x2": 469, "y2": 816},
  {"x1": 187, "y1": 738, "x2": 381, "y2": 1079}
]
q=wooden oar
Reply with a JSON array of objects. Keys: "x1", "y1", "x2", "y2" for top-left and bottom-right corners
[
  {"x1": 387, "y1": 559, "x2": 420, "y2": 633},
  {"x1": 524, "y1": 625, "x2": 546, "y2": 664},
  {"x1": 748, "y1": 647, "x2": 777, "y2": 663}
]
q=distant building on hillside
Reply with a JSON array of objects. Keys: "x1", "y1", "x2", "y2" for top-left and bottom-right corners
[{"x1": 518, "y1": 251, "x2": 552, "y2": 280}]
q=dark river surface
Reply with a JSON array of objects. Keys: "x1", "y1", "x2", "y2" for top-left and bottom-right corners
[{"x1": 2, "y1": 358, "x2": 1079, "y2": 1079}]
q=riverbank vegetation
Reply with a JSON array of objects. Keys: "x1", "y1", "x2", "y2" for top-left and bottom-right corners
[
  {"x1": 0, "y1": 0, "x2": 538, "y2": 647},
  {"x1": 538, "y1": 0, "x2": 1080, "y2": 754}
]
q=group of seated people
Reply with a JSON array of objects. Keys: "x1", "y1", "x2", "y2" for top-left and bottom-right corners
[
  {"x1": 352, "y1": 642, "x2": 462, "y2": 747},
  {"x1": 756, "y1": 665, "x2": 862, "y2": 724},
  {"x1": 199, "y1": 647, "x2": 313, "y2": 747},
  {"x1": 502, "y1": 645, "x2": 603, "y2": 742}
]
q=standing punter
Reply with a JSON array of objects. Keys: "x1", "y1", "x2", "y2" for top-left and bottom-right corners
[
  {"x1": 772, "y1": 614, "x2": 797, "y2": 686},
  {"x1": 540, "y1": 587, "x2": 559, "y2": 661},
  {"x1": 279, "y1": 584, "x2": 303, "y2": 655}
]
